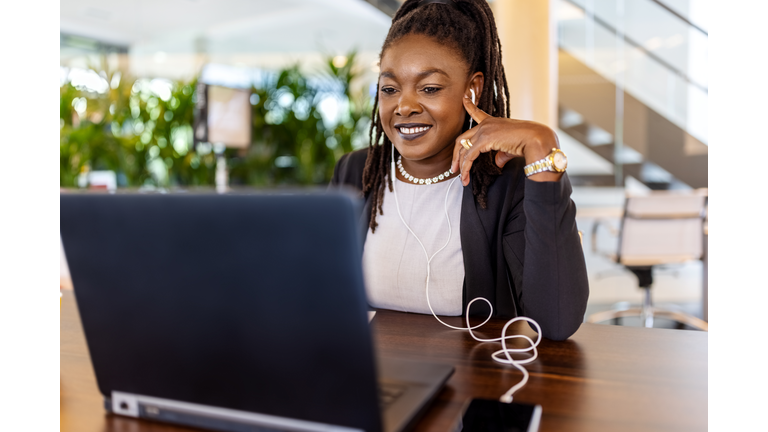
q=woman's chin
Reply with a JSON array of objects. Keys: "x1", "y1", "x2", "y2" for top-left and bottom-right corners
[
  {"x1": 396, "y1": 141, "x2": 452, "y2": 163},
  {"x1": 394, "y1": 144, "x2": 431, "y2": 162}
]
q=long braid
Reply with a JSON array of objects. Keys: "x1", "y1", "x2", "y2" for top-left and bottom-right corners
[
  {"x1": 363, "y1": 0, "x2": 510, "y2": 232},
  {"x1": 361, "y1": 93, "x2": 394, "y2": 229}
]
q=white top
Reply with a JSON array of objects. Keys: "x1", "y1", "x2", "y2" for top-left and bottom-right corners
[{"x1": 362, "y1": 177, "x2": 465, "y2": 316}]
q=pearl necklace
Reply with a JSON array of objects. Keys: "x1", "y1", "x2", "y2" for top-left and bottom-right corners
[{"x1": 396, "y1": 155, "x2": 454, "y2": 185}]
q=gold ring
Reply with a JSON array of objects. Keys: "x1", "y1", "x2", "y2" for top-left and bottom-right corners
[{"x1": 461, "y1": 139, "x2": 473, "y2": 150}]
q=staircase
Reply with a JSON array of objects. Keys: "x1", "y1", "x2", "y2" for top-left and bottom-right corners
[
  {"x1": 559, "y1": 50, "x2": 707, "y2": 189},
  {"x1": 558, "y1": 0, "x2": 708, "y2": 189}
]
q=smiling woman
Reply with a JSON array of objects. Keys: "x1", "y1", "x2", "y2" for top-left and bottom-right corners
[
  {"x1": 377, "y1": 34, "x2": 468, "y2": 177},
  {"x1": 330, "y1": 0, "x2": 589, "y2": 341}
]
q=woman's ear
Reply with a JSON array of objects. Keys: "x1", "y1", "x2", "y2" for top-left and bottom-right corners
[{"x1": 466, "y1": 72, "x2": 484, "y2": 104}]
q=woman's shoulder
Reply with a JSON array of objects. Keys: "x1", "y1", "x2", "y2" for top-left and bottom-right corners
[{"x1": 330, "y1": 148, "x2": 369, "y2": 191}]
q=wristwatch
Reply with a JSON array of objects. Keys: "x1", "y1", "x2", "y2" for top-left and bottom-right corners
[{"x1": 524, "y1": 148, "x2": 568, "y2": 177}]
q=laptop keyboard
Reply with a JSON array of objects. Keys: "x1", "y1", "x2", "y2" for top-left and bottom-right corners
[{"x1": 378, "y1": 382, "x2": 407, "y2": 408}]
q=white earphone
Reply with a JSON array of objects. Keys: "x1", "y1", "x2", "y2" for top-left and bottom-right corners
[
  {"x1": 469, "y1": 89, "x2": 476, "y2": 129},
  {"x1": 390, "y1": 144, "x2": 541, "y2": 403}
]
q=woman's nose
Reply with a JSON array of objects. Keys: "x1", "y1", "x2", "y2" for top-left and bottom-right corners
[{"x1": 396, "y1": 91, "x2": 422, "y2": 117}]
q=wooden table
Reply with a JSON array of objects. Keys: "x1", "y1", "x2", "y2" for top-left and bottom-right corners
[{"x1": 61, "y1": 291, "x2": 707, "y2": 432}]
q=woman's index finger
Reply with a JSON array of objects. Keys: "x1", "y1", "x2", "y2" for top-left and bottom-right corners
[{"x1": 463, "y1": 96, "x2": 491, "y2": 124}]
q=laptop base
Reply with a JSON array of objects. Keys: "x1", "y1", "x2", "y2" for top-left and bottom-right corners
[
  {"x1": 103, "y1": 356, "x2": 453, "y2": 432},
  {"x1": 105, "y1": 391, "x2": 362, "y2": 432}
]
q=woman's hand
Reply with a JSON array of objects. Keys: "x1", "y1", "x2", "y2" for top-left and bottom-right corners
[{"x1": 451, "y1": 96, "x2": 563, "y2": 186}]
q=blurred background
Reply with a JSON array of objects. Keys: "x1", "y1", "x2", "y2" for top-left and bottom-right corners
[{"x1": 60, "y1": 0, "x2": 709, "y2": 329}]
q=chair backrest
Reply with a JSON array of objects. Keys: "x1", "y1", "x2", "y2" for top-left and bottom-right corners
[{"x1": 618, "y1": 192, "x2": 706, "y2": 267}]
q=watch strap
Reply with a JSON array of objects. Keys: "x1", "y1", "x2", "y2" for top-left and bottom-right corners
[
  {"x1": 524, "y1": 154, "x2": 554, "y2": 177},
  {"x1": 524, "y1": 149, "x2": 566, "y2": 177}
]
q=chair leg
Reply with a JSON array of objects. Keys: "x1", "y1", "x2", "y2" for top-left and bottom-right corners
[
  {"x1": 651, "y1": 310, "x2": 709, "y2": 331},
  {"x1": 586, "y1": 308, "x2": 644, "y2": 324},
  {"x1": 641, "y1": 286, "x2": 654, "y2": 328},
  {"x1": 586, "y1": 267, "x2": 707, "y2": 331},
  {"x1": 586, "y1": 306, "x2": 708, "y2": 331},
  {"x1": 612, "y1": 301, "x2": 629, "y2": 326}
]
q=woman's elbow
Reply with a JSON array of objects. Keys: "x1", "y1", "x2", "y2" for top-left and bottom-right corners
[
  {"x1": 545, "y1": 275, "x2": 590, "y2": 341},
  {"x1": 539, "y1": 318, "x2": 582, "y2": 341},
  {"x1": 530, "y1": 292, "x2": 588, "y2": 341}
]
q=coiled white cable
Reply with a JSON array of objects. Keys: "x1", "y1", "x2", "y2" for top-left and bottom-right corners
[{"x1": 390, "y1": 146, "x2": 541, "y2": 403}]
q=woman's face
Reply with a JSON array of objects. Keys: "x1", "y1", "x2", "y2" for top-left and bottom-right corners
[{"x1": 378, "y1": 34, "x2": 481, "y2": 165}]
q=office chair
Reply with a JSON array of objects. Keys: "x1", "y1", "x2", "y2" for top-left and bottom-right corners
[{"x1": 586, "y1": 190, "x2": 708, "y2": 331}]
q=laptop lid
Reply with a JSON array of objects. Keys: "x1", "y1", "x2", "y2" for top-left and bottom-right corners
[{"x1": 60, "y1": 191, "x2": 383, "y2": 432}]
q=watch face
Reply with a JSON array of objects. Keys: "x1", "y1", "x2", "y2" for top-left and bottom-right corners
[{"x1": 553, "y1": 152, "x2": 567, "y2": 170}]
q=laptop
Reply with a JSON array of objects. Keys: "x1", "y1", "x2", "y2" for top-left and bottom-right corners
[{"x1": 60, "y1": 191, "x2": 454, "y2": 432}]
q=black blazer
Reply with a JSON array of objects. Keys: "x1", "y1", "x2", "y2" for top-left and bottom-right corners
[{"x1": 330, "y1": 149, "x2": 589, "y2": 340}]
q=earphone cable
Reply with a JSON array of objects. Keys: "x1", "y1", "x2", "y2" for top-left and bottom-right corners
[{"x1": 390, "y1": 146, "x2": 541, "y2": 403}]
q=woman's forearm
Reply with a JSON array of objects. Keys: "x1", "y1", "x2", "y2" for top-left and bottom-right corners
[{"x1": 518, "y1": 175, "x2": 589, "y2": 340}]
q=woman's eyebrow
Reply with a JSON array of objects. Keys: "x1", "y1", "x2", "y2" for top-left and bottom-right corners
[
  {"x1": 416, "y1": 68, "x2": 449, "y2": 79},
  {"x1": 379, "y1": 69, "x2": 450, "y2": 81}
]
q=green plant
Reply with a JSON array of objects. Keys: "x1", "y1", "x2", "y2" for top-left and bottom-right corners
[
  {"x1": 60, "y1": 70, "x2": 141, "y2": 187},
  {"x1": 325, "y1": 52, "x2": 373, "y2": 157},
  {"x1": 60, "y1": 51, "x2": 371, "y2": 189},
  {"x1": 227, "y1": 65, "x2": 328, "y2": 185},
  {"x1": 227, "y1": 52, "x2": 372, "y2": 186}
]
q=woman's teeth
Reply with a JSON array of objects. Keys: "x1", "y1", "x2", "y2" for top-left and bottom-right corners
[{"x1": 399, "y1": 126, "x2": 430, "y2": 134}]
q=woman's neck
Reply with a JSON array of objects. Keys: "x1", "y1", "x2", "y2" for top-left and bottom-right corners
[{"x1": 395, "y1": 147, "x2": 458, "y2": 183}]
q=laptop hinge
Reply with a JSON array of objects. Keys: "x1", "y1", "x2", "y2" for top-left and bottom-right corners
[{"x1": 111, "y1": 391, "x2": 363, "y2": 432}]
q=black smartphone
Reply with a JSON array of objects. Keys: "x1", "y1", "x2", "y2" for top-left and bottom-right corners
[{"x1": 460, "y1": 398, "x2": 542, "y2": 432}]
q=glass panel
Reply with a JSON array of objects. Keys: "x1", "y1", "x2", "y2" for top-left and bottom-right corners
[
  {"x1": 558, "y1": 0, "x2": 707, "y2": 144},
  {"x1": 647, "y1": 0, "x2": 709, "y2": 34},
  {"x1": 569, "y1": 0, "x2": 707, "y2": 88}
]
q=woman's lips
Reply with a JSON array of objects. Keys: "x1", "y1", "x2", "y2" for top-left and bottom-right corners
[{"x1": 396, "y1": 125, "x2": 432, "y2": 141}]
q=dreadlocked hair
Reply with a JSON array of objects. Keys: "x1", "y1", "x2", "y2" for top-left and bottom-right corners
[{"x1": 362, "y1": 0, "x2": 511, "y2": 233}]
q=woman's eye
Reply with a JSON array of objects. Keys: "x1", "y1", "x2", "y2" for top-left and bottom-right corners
[
  {"x1": 423, "y1": 87, "x2": 442, "y2": 94},
  {"x1": 380, "y1": 87, "x2": 397, "y2": 95}
]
